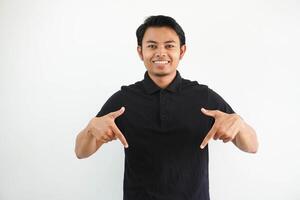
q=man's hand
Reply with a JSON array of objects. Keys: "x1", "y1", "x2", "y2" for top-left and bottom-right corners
[
  {"x1": 200, "y1": 108, "x2": 244, "y2": 149},
  {"x1": 89, "y1": 107, "x2": 129, "y2": 148}
]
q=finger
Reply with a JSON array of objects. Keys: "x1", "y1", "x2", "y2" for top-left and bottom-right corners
[
  {"x1": 219, "y1": 134, "x2": 227, "y2": 141},
  {"x1": 106, "y1": 132, "x2": 115, "y2": 140},
  {"x1": 106, "y1": 135, "x2": 114, "y2": 140},
  {"x1": 100, "y1": 136, "x2": 109, "y2": 143},
  {"x1": 200, "y1": 126, "x2": 217, "y2": 149},
  {"x1": 201, "y1": 108, "x2": 218, "y2": 118},
  {"x1": 214, "y1": 132, "x2": 222, "y2": 140},
  {"x1": 111, "y1": 123, "x2": 129, "y2": 148},
  {"x1": 219, "y1": 124, "x2": 238, "y2": 142},
  {"x1": 214, "y1": 127, "x2": 227, "y2": 140},
  {"x1": 109, "y1": 107, "x2": 125, "y2": 119},
  {"x1": 102, "y1": 135, "x2": 109, "y2": 140},
  {"x1": 223, "y1": 137, "x2": 232, "y2": 143}
]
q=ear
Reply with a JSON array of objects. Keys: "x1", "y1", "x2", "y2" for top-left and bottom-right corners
[
  {"x1": 137, "y1": 46, "x2": 144, "y2": 61},
  {"x1": 179, "y1": 45, "x2": 186, "y2": 60}
]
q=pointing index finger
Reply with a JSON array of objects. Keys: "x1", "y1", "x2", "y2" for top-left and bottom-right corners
[
  {"x1": 200, "y1": 126, "x2": 217, "y2": 149},
  {"x1": 111, "y1": 123, "x2": 129, "y2": 148}
]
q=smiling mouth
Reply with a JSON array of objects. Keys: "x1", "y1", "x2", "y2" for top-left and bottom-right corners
[{"x1": 152, "y1": 60, "x2": 170, "y2": 64}]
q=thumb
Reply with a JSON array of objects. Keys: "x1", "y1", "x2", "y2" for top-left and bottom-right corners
[
  {"x1": 110, "y1": 106, "x2": 125, "y2": 119},
  {"x1": 201, "y1": 108, "x2": 217, "y2": 118}
]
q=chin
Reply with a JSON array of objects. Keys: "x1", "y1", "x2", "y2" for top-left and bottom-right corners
[
  {"x1": 147, "y1": 65, "x2": 176, "y2": 77},
  {"x1": 153, "y1": 72, "x2": 169, "y2": 77},
  {"x1": 149, "y1": 69, "x2": 170, "y2": 77}
]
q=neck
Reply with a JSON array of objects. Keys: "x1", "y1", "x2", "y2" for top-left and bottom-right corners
[{"x1": 148, "y1": 71, "x2": 177, "y2": 89}]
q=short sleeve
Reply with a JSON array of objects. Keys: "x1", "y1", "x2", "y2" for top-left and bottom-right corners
[
  {"x1": 206, "y1": 88, "x2": 235, "y2": 127},
  {"x1": 95, "y1": 90, "x2": 124, "y2": 117}
]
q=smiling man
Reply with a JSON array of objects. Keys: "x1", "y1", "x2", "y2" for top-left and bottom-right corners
[
  {"x1": 75, "y1": 15, "x2": 258, "y2": 200},
  {"x1": 137, "y1": 26, "x2": 185, "y2": 84}
]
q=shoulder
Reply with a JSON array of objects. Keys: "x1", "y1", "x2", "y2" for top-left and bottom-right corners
[
  {"x1": 180, "y1": 76, "x2": 223, "y2": 96},
  {"x1": 96, "y1": 80, "x2": 143, "y2": 117},
  {"x1": 120, "y1": 79, "x2": 144, "y2": 93},
  {"x1": 181, "y1": 77, "x2": 209, "y2": 93},
  {"x1": 106, "y1": 89, "x2": 125, "y2": 101}
]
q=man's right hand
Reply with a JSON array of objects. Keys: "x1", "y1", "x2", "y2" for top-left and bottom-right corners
[{"x1": 88, "y1": 107, "x2": 129, "y2": 148}]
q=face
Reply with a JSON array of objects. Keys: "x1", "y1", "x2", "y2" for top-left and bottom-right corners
[{"x1": 137, "y1": 27, "x2": 186, "y2": 78}]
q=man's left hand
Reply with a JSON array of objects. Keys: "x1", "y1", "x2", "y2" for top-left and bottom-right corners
[{"x1": 200, "y1": 108, "x2": 245, "y2": 149}]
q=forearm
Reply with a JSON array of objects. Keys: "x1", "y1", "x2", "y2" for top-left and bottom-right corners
[
  {"x1": 75, "y1": 123, "x2": 103, "y2": 159},
  {"x1": 233, "y1": 121, "x2": 259, "y2": 153}
]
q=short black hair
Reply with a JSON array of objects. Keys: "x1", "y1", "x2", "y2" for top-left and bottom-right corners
[{"x1": 136, "y1": 15, "x2": 186, "y2": 47}]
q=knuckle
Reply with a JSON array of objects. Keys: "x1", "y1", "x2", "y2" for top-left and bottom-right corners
[
  {"x1": 100, "y1": 134, "x2": 106, "y2": 139},
  {"x1": 219, "y1": 128, "x2": 227, "y2": 134},
  {"x1": 107, "y1": 132, "x2": 113, "y2": 137}
]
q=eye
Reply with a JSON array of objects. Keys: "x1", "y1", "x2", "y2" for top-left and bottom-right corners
[
  {"x1": 147, "y1": 44, "x2": 156, "y2": 49},
  {"x1": 166, "y1": 44, "x2": 175, "y2": 48}
]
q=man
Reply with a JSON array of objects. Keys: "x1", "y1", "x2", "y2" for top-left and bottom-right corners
[{"x1": 75, "y1": 15, "x2": 258, "y2": 200}]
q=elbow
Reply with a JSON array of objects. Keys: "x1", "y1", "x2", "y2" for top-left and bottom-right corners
[
  {"x1": 75, "y1": 153, "x2": 84, "y2": 159},
  {"x1": 246, "y1": 141, "x2": 259, "y2": 154},
  {"x1": 241, "y1": 146, "x2": 257, "y2": 154},
  {"x1": 75, "y1": 150, "x2": 82, "y2": 159},
  {"x1": 248, "y1": 148, "x2": 258, "y2": 154},
  {"x1": 74, "y1": 136, "x2": 88, "y2": 159},
  {"x1": 75, "y1": 148, "x2": 87, "y2": 159}
]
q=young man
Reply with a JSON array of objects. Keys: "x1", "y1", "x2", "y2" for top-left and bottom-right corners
[{"x1": 75, "y1": 15, "x2": 258, "y2": 200}]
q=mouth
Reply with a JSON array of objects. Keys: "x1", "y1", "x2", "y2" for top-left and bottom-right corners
[{"x1": 152, "y1": 60, "x2": 170, "y2": 64}]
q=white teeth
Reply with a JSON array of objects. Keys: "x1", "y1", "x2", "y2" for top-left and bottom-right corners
[{"x1": 154, "y1": 61, "x2": 169, "y2": 64}]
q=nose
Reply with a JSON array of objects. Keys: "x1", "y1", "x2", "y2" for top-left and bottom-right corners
[{"x1": 154, "y1": 46, "x2": 167, "y2": 58}]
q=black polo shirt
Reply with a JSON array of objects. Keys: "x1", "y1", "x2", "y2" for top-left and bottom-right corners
[{"x1": 96, "y1": 70, "x2": 234, "y2": 200}]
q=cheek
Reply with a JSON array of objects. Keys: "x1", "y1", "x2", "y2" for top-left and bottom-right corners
[
  {"x1": 170, "y1": 52, "x2": 181, "y2": 62},
  {"x1": 141, "y1": 51, "x2": 152, "y2": 61}
]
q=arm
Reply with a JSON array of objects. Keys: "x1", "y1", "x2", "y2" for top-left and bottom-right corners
[
  {"x1": 232, "y1": 120, "x2": 258, "y2": 153},
  {"x1": 200, "y1": 108, "x2": 259, "y2": 154},
  {"x1": 74, "y1": 107, "x2": 128, "y2": 159},
  {"x1": 75, "y1": 121, "x2": 104, "y2": 159}
]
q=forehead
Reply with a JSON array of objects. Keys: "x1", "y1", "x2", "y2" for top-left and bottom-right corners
[{"x1": 142, "y1": 27, "x2": 180, "y2": 43}]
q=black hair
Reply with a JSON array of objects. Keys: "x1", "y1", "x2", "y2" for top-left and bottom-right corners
[{"x1": 136, "y1": 15, "x2": 186, "y2": 47}]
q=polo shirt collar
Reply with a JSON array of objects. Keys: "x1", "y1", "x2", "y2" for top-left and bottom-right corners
[{"x1": 143, "y1": 70, "x2": 182, "y2": 94}]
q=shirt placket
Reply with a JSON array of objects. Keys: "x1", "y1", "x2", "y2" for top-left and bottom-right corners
[{"x1": 159, "y1": 89, "x2": 168, "y2": 128}]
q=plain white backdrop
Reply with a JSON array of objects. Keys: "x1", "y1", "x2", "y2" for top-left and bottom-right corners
[{"x1": 1, "y1": 0, "x2": 300, "y2": 199}]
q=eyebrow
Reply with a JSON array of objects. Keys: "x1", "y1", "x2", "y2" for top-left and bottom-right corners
[{"x1": 146, "y1": 40, "x2": 176, "y2": 44}]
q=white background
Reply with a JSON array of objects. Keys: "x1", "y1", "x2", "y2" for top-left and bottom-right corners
[{"x1": 1, "y1": 0, "x2": 300, "y2": 199}]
